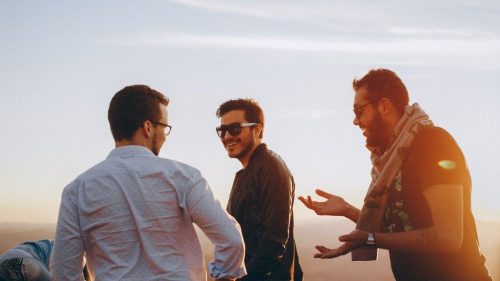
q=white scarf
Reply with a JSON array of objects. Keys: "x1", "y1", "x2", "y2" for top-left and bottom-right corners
[{"x1": 352, "y1": 103, "x2": 433, "y2": 260}]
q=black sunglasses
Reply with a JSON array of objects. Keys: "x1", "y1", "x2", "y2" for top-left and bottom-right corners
[{"x1": 216, "y1": 122, "x2": 258, "y2": 138}]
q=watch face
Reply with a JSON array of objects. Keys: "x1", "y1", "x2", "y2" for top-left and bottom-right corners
[{"x1": 366, "y1": 233, "x2": 376, "y2": 245}]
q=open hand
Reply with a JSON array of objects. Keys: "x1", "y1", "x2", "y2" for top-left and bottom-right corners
[
  {"x1": 313, "y1": 230, "x2": 368, "y2": 259},
  {"x1": 314, "y1": 242, "x2": 358, "y2": 259},
  {"x1": 298, "y1": 189, "x2": 350, "y2": 217}
]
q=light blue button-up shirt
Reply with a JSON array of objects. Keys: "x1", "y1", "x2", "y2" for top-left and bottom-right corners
[{"x1": 51, "y1": 146, "x2": 246, "y2": 281}]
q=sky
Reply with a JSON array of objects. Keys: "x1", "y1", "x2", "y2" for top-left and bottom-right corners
[{"x1": 1, "y1": 0, "x2": 499, "y2": 223}]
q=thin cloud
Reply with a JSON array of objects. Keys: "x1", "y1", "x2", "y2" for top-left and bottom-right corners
[
  {"x1": 117, "y1": 31, "x2": 500, "y2": 56},
  {"x1": 169, "y1": 0, "x2": 287, "y2": 19},
  {"x1": 388, "y1": 27, "x2": 495, "y2": 38},
  {"x1": 168, "y1": 0, "x2": 365, "y2": 21},
  {"x1": 271, "y1": 108, "x2": 336, "y2": 120}
]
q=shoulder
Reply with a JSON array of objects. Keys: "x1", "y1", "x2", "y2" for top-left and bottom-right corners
[
  {"x1": 413, "y1": 126, "x2": 457, "y2": 145},
  {"x1": 411, "y1": 126, "x2": 462, "y2": 156},
  {"x1": 405, "y1": 126, "x2": 466, "y2": 175},
  {"x1": 257, "y1": 147, "x2": 290, "y2": 172},
  {"x1": 155, "y1": 157, "x2": 205, "y2": 186}
]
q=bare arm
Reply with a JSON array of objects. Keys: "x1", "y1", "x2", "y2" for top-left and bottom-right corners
[
  {"x1": 314, "y1": 184, "x2": 464, "y2": 258},
  {"x1": 373, "y1": 184, "x2": 463, "y2": 252},
  {"x1": 298, "y1": 189, "x2": 360, "y2": 223}
]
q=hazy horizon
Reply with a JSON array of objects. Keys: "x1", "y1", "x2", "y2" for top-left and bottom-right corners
[{"x1": 2, "y1": 219, "x2": 499, "y2": 280}]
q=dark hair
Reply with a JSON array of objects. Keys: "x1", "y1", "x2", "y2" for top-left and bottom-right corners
[
  {"x1": 353, "y1": 68, "x2": 409, "y2": 115},
  {"x1": 108, "y1": 85, "x2": 169, "y2": 141},
  {"x1": 216, "y1": 98, "x2": 265, "y2": 138}
]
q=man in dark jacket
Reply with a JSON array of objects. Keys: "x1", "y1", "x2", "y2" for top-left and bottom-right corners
[{"x1": 216, "y1": 98, "x2": 303, "y2": 281}]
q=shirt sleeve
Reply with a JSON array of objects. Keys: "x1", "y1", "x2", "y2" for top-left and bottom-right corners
[
  {"x1": 186, "y1": 177, "x2": 247, "y2": 280},
  {"x1": 410, "y1": 127, "x2": 467, "y2": 190},
  {"x1": 50, "y1": 181, "x2": 86, "y2": 281},
  {"x1": 246, "y1": 159, "x2": 293, "y2": 277}
]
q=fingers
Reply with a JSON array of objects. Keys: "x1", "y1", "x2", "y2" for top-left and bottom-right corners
[
  {"x1": 315, "y1": 245, "x2": 329, "y2": 253},
  {"x1": 314, "y1": 245, "x2": 331, "y2": 258},
  {"x1": 339, "y1": 234, "x2": 353, "y2": 242},
  {"x1": 320, "y1": 248, "x2": 346, "y2": 259},
  {"x1": 298, "y1": 195, "x2": 318, "y2": 211},
  {"x1": 315, "y1": 189, "x2": 334, "y2": 199},
  {"x1": 297, "y1": 196, "x2": 312, "y2": 209},
  {"x1": 307, "y1": 195, "x2": 313, "y2": 206},
  {"x1": 317, "y1": 242, "x2": 358, "y2": 259},
  {"x1": 314, "y1": 245, "x2": 342, "y2": 259},
  {"x1": 339, "y1": 230, "x2": 364, "y2": 242},
  {"x1": 313, "y1": 252, "x2": 324, "y2": 258}
]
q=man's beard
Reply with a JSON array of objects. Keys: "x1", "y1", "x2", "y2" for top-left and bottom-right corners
[
  {"x1": 229, "y1": 135, "x2": 256, "y2": 161},
  {"x1": 366, "y1": 111, "x2": 392, "y2": 152}
]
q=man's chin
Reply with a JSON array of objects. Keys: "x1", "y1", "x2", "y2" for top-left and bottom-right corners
[{"x1": 226, "y1": 150, "x2": 239, "y2": 159}]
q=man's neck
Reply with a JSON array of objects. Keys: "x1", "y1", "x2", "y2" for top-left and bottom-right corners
[
  {"x1": 376, "y1": 115, "x2": 402, "y2": 154},
  {"x1": 239, "y1": 142, "x2": 263, "y2": 168},
  {"x1": 115, "y1": 138, "x2": 151, "y2": 150}
]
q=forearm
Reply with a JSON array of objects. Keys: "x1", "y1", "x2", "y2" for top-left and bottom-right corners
[
  {"x1": 345, "y1": 203, "x2": 360, "y2": 223},
  {"x1": 375, "y1": 227, "x2": 463, "y2": 253}
]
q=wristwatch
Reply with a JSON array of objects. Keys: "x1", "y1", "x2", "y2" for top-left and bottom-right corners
[{"x1": 366, "y1": 232, "x2": 376, "y2": 246}]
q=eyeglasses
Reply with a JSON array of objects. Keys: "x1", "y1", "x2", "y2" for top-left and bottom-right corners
[
  {"x1": 152, "y1": 121, "x2": 172, "y2": 136},
  {"x1": 353, "y1": 98, "x2": 381, "y2": 119},
  {"x1": 216, "y1": 122, "x2": 258, "y2": 138}
]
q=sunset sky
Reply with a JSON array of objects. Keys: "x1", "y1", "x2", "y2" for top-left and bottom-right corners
[{"x1": 1, "y1": 0, "x2": 499, "y2": 223}]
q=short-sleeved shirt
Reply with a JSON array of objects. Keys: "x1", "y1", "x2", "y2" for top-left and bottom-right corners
[{"x1": 383, "y1": 126, "x2": 491, "y2": 281}]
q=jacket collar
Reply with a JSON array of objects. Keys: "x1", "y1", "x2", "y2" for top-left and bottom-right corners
[
  {"x1": 246, "y1": 143, "x2": 267, "y2": 167},
  {"x1": 107, "y1": 145, "x2": 155, "y2": 159}
]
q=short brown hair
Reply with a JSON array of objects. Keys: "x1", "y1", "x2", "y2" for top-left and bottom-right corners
[
  {"x1": 108, "y1": 85, "x2": 169, "y2": 141},
  {"x1": 353, "y1": 68, "x2": 409, "y2": 115}
]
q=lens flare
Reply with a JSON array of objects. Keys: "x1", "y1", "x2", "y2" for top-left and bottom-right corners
[{"x1": 438, "y1": 160, "x2": 457, "y2": 170}]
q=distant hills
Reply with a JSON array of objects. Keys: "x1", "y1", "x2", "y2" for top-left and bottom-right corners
[{"x1": 1, "y1": 219, "x2": 498, "y2": 280}]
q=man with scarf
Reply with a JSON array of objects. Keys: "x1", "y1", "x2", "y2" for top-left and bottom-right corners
[{"x1": 299, "y1": 69, "x2": 491, "y2": 281}]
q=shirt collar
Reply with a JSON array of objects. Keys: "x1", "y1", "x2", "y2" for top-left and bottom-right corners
[
  {"x1": 247, "y1": 143, "x2": 267, "y2": 166},
  {"x1": 107, "y1": 145, "x2": 155, "y2": 159}
]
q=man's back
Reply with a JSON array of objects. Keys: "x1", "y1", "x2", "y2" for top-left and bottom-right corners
[{"x1": 51, "y1": 146, "x2": 245, "y2": 281}]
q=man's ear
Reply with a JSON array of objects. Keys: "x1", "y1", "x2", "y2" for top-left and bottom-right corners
[
  {"x1": 254, "y1": 123, "x2": 263, "y2": 139},
  {"x1": 142, "y1": 120, "x2": 154, "y2": 138},
  {"x1": 378, "y1": 97, "x2": 393, "y2": 116}
]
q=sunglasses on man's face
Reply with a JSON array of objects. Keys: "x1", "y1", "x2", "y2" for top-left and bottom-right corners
[{"x1": 216, "y1": 122, "x2": 258, "y2": 138}]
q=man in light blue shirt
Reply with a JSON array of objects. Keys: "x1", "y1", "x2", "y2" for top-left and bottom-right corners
[{"x1": 51, "y1": 85, "x2": 246, "y2": 281}]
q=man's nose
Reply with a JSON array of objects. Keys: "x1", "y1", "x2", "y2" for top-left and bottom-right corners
[
  {"x1": 353, "y1": 115, "x2": 360, "y2": 126},
  {"x1": 222, "y1": 131, "x2": 233, "y2": 141}
]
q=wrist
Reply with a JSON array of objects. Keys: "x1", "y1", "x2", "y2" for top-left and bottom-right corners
[
  {"x1": 345, "y1": 205, "x2": 360, "y2": 222},
  {"x1": 366, "y1": 232, "x2": 376, "y2": 246}
]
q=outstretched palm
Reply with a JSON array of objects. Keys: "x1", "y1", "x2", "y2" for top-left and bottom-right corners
[{"x1": 298, "y1": 189, "x2": 349, "y2": 217}]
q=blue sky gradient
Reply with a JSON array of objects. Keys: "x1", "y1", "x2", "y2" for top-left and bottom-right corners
[{"x1": 1, "y1": 0, "x2": 499, "y2": 223}]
